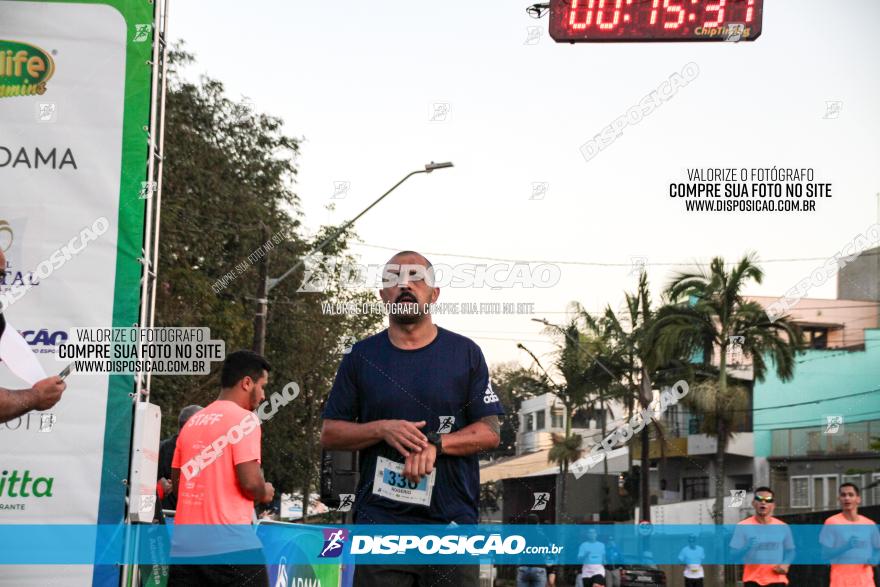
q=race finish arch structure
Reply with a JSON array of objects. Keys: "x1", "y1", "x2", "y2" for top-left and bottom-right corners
[{"x1": 0, "y1": 0, "x2": 168, "y2": 585}]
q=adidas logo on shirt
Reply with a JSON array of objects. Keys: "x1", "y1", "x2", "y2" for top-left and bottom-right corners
[{"x1": 483, "y1": 382, "x2": 499, "y2": 404}]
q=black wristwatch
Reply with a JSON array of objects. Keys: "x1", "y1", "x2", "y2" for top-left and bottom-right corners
[{"x1": 426, "y1": 432, "x2": 444, "y2": 455}]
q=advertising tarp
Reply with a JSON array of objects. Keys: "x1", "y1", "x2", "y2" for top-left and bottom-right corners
[{"x1": 0, "y1": 0, "x2": 155, "y2": 584}]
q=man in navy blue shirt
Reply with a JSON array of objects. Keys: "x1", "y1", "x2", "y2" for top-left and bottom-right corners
[{"x1": 321, "y1": 250, "x2": 503, "y2": 587}]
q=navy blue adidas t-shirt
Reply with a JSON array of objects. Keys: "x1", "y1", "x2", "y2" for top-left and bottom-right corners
[{"x1": 322, "y1": 327, "x2": 504, "y2": 524}]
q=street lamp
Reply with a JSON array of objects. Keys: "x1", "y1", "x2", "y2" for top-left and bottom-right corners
[
  {"x1": 424, "y1": 161, "x2": 454, "y2": 172},
  {"x1": 252, "y1": 161, "x2": 454, "y2": 354},
  {"x1": 531, "y1": 317, "x2": 616, "y2": 379},
  {"x1": 516, "y1": 342, "x2": 557, "y2": 386}
]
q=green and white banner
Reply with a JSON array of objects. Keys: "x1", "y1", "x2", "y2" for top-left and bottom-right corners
[{"x1": 0, "y1": 0, "x2": 155, "y2": 585}]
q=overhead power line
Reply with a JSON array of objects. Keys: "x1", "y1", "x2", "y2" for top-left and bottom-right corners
[
  {"x1": 354, "y1": 242, "x2": 880, "y2": 268},
  {"x1": 750, "y1": 387, "x2": 880, "y2": 413},
  {"x1": 752, "y1": 409, "x2": 880, "y2": 429}
]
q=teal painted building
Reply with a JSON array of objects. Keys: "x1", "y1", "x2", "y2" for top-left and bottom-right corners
[{"x1": 753, "y1": 328, "x2": 880, "y2": 513}]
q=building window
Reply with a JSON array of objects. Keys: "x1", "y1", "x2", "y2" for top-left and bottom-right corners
[
  {"x1": 665, "y1": 405, "x2": 681, "y2": 437},
  {"x1": 791, "y1": 476, "x2": 811, "y2": 508},
  {"x1": 801, "y1": 326, "x2": 829, "y2": 350},
  {"x1": 551, "y1": 406, "x2": 564, "y2": 429},
  {"x1": 571, "y1": 409, "x2": 590, "y2": 429},
  {"x1": 771, "y1": 429, "x2": 790, "y2": 457},
  {"x1": 682, "y1": 477, "x2": 709, "y2": 500},
  {"x1": 871, "y1": 474, "x2": 880, "y2": 507},
  {"x1": 813, "y1": 475, "x2": 839, "y2": 510},
  {"x1": 536, "y1": 411, "x2": 546, "y2": 431},
  {"x1": 525, "y1": 413, "x2": 534, "y2": 432}
]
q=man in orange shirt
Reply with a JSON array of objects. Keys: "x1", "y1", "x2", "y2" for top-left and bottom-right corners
[
  {"x1": 729, "y1": 487, "x2": 795, "y2": 587},
  {"x1": 169, "y1": 350, "x2": 275, "y2": 586},
  {"x1": 820, "y1": 483, "x2": 880, "y2": 587}
]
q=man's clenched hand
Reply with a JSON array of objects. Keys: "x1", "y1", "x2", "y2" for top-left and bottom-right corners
[
  {"x1": 380, "y1": 419, "x2": 427, "y2": 457},
  {"x1": 403, "y1": 443, "x2": 437, "y2": 485},
  {"x1": 30, "y1": 376, "x2": 66, "y2": 411}
]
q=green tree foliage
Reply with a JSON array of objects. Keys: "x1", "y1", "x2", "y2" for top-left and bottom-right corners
[
  {"x1": 655, "y1": 254, "x2": 801, "y2": 525},
  {"x1": 489, "y1": 362, "x2": 549, "y2": 458},
  {"x1": 517, "y1": 318, "x2": 596, "y2": 516},
  {"x1": 599, "y1": 272, "x2": 692, "y2": 522},
  {"x1": 151, "y1": 48, "x2": 382, "y2": 503}
]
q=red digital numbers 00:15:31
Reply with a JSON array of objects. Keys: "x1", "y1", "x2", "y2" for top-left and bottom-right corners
[{"x1": 550, "y1": 0, "x2": 763, "y2": 42}]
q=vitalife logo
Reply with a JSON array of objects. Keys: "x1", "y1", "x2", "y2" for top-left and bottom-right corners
[
  {"x1": 0, "y1": 469, "x2": 54, "y2": 497},
  {"x1": 0, "y1": 41, "x2": 55, "y2": 99}
]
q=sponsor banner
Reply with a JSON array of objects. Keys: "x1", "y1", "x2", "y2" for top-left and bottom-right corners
[
  {"x1": 0, "y1": 524, "x2": 870, "y2": 566},
  {"x1": 0, "y1": 0, "x2": 155, "y2": 585},
  {"x1": 259, "y1": 524, "x2": 343, "y2": 587}
]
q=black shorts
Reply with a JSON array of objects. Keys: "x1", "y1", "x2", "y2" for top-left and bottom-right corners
[
  {"x1": 354, "y1": 564, "x2": 480, "y2": 587},
  {"x1": 684, "y1": 579, "x2": 704, "y2": 587},
  {"x1": 168, "y1": 549, "x2": 269, "y2": 587},
  {"x1": 584, "y1": 574, "x2": 606, "y2": 586}
]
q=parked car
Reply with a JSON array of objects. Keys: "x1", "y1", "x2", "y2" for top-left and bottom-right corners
[
  {"x1": 573, "y1": 565, "x2": 665, "y2": 587},
  {"x1": 617, "y1": 565, "x2": 666, "y2": 586}
]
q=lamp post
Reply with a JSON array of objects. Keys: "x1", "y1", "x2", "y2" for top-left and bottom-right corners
[
  {"x1": 529, "y1": 316, "x2": 619, "y2": 521},
  {"x1": 531, "y1": 317, "x2": 617, "y2": 379},
  {"x1": 252, "y1": 161, "x2": 454, "y2": 354}
]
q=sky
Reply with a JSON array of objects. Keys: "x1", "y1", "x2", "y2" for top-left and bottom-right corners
[{"x1": 171, "y1": 0, "x2": 880, "y2": 367}]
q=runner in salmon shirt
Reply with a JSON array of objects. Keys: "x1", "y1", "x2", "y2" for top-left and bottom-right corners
[
  {"x1": 820, "y1": 483, "x2": 880, "y2": 587},
  {"x1": 169, "y1": 350, "x2": 275, "y2": 587},
  {"x1": 729, "y1": 487, "x2": 795, "y2": 587}
]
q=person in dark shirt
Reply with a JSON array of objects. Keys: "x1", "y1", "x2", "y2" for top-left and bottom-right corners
[
  {"x1": 605, "y1": 535, "x2": 622, "y2": 587},
  {"x1": 157, "y1": 404, "x2": 202, "y2": 511},
  {"x1": 321, "y1": 250, "x2": 503, "y2": 587}
]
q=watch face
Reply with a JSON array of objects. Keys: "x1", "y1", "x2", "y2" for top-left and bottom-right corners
[{"x1": 426, "y1": 433, "x2": 442, "y2": 451}]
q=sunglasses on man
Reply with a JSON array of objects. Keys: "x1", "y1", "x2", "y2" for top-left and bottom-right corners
[{"x1": 754, "y1": 495, "x2": 774, "y2": 503}]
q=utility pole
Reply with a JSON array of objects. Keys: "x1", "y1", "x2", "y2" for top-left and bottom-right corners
[
  {"x1": 516, "y1": 342, "x2": 567, "y2": 523},
  {"x1": 252, "y1": 223, "x2": 269, "y2": 354},
  {"x1": 250, "y1": 162, "x2": 453, "y2": 356}
]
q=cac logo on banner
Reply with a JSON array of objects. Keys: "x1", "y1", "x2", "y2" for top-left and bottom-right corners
[{"x1": 0, "y1": 40, "x2": 55, "y2": 99}]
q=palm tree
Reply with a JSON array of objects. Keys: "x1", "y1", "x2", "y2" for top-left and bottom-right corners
[
  {"x1": 575, "y1": 304, "x2": 632, "y2": 517},
  {"x1": 599, "y1": 271, "x2": 691, "y2": 522},
  {"x1": 519, "y1": 319, "x2": 593, "y2": 517},
  {"x1": 599, "y1": 303, "x2": 640, "y2": 490},
  {"x1": 682, "y1": 377, "x2": 751, "y2": 498},
  {"x1": 547, "y1": 431, "x2": 584, "y2": 516},
  {"x1": 653, "y1": 254, "x2": 802, "y2": 585}
]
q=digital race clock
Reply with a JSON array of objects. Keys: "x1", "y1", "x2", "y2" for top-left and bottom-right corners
[{"x1": 549, "y1": 0, "x2": 763, "y2": 42}]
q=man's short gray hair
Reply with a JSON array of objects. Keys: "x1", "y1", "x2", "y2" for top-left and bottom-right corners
[{"x1": 178, "y1": 404, "x2": 202, "y2": 429}]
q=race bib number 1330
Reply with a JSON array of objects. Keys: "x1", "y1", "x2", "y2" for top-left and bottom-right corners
[{"x1": 372, "y1": 456, "x2": 436, "y2": 506}]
